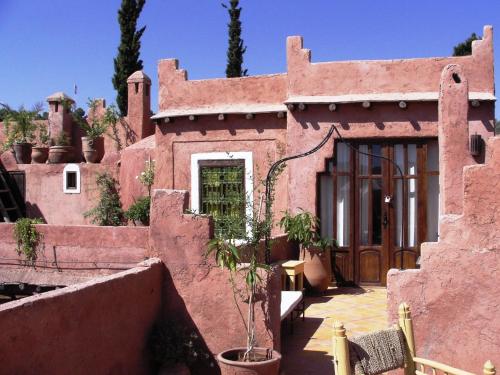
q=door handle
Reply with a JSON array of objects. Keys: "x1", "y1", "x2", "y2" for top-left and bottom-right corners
[{"x1": 383, "y1": 212, "x2": 388, "y2": 228}]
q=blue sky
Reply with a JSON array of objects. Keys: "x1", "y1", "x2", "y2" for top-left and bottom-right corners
[{"x1": 0, "y1": 0, "x2": 499, "y2": 116}]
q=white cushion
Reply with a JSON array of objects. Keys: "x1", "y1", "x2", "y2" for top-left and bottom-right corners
[{"x1": 280, "y1": 291, "x2": 303, "y2": 321}]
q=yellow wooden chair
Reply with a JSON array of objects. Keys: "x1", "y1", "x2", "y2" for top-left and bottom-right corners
[{"x1": 333, "y1": 302, "x2": 496, "y2": 375}]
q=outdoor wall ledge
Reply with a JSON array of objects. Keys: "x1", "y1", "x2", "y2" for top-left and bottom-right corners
[
  {"x1": 284, "y1": 91, "x2": 495, "y2": 105},
  {"x1": 151, "y1": 103, "x2": 287, "y2": 120}
]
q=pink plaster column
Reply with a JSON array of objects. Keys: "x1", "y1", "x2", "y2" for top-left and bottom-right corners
[
  {"x1": 46, "y1": 92, "x2": 74, "y2": 143},
  {"x1": 127, "y1": 71, "x2": 153, "y2": 142},
  {"x1": 438, "y1": 65, "x2": 474, "y2": 215}
]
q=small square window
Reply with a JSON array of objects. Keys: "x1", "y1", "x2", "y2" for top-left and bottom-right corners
[
  {"x1": 66, "y1": 172, "x2": 77, "y2": 190},
  {"x1": 63, "y1": 164, "x2": 81, "y2": 194}
]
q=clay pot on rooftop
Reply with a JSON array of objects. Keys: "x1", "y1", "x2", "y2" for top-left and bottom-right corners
[
  {"x1": 217, "y1": 348, "x2": 281, "y2": 375},
  {"x1": 300, "y1": 246, "x2": 332, "y2": 294},
  {"x1": 48, "y1": 146, "x2": 73, "y2": 164},
  {"x1": 12, "y1": 143, "x2": 32, "y2": 164},
  {"x1": 31, "y1": 146, "x2": 49, "y2": 164},
  {"x1": 82, "y1": 136, "x2": 104, "y2": 163}
]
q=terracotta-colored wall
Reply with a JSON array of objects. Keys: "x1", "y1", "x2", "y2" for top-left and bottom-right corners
[
  {"x1": 155, "y1": 114, "x2": 289, "y2": 231},
  {"x1": 148, "y1": 189, "x2": 282, "y2": 363},
  {"x1": 285, "y1": 100, "x2": 494, "y2": 215},
  {"x1": 286, "y1": 26, "x2": 494, "y2": 97},
  {"x1": 0, "y1": 223, "x2": 148, "y2": 278},
  {"x1": 158, "y1": 59, "x2": 286, "y2": 110},
  {"x1": 119, "y1": 135, "x2": 155, "y2": 209},
  {"x1": 387, "y1": 65, "x2": 500, "y2": 371},
  {"x1": 0, "y1": 258, "x2": 163, "y2": 375},
  {"x1": 12, "y1": 163, "x2": 119, "y2": 225}
]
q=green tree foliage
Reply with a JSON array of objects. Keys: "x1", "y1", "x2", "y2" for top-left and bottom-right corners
[
  {"x1": 112, "y1": 0, "x2": 146, "y2": 116},
  {"x1": 84, "y1": 172, "x2": 124, "y2": 226},
  {"x1": 453, "y1": 33, "x2": 479, "y2": 56},
  {"x1": 223, "y1": 0, "x2": 247, "y2": 77}
]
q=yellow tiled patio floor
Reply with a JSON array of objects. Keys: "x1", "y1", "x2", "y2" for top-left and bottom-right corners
[{"x1": 280, "y1": 286, "x2": 388, "y2": 375}]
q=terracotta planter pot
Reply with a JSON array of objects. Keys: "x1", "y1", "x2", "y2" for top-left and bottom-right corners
[
  {"x1": 48, "y1": 146, "x2": 72, "y2": 164},
  {"x1": 12, "y1": 143, "x2": 32, "y2": 164},
  {"x1": 217, "y1": 348, "x2": 281, "y2": 375},
  {"x1": 300, "y1": 246, "x2": 332, "y2": 293},
  {"x1": 31, "y1": 147, "x2": 49, "y2": 164},
  {"x1": 82, "y1": 136, "x2": 104, "y2": 163}
]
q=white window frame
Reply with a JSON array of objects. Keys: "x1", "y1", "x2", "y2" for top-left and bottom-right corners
[
  {"x1": 191, "y1": 152, "x2": 253, "y2": 236},
  {"x1": 63, "y1": 164, "x2": 81, "y2": 194}
]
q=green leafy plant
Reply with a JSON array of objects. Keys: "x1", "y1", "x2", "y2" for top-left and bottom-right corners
[
  {"x1": 1, "y1": 103, "x2": 42, "y2": 151},
  {"x1": 74, "y1": 99, "x2": 108, "y2": 140},
  {"x1": 84, "y1": 172, "x2": 124, "y2": 226},
  {"x1": 113, "y1": 0, "x2": 146, "y2": 116},
  {"x1": 124, "y1": 196, "x2": 150, "y2": 225},
  {"x1": 204, "y1": 156, "x2": 287, "y2": 362},
  {"x1": 36, "y1": 125, "x2": 50, "y2": 147},
  {"x1": 453, "y1": 32, "x2": 479, "y2": 56},
  {"x1": 137, "y1": 158, "x2": 155, "y2": 196},
  {"x1": 52, "y1": 132, "x2": 70, "y2": 146},
  {"x1": 279, "y1": 209, "x2": 333, "y2": 251},
  {"x1": 103, "y1": 104, "x2": 123, "y2": 151},
  {"x1": 13, "y1": 218, "x2": 44, "y2": 264}
]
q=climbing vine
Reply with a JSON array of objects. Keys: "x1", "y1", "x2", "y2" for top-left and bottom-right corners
[{"x1": 13, "y1": 218, "x2": 44, "y2": 264}]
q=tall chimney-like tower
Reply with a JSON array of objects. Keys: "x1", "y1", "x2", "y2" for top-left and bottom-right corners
[
  {"x1": 127, "y1": 71, "x2": 153, "y2": 142},
  {"x1": 46, "y1": 92, "x2": 74, "y2": 143}
]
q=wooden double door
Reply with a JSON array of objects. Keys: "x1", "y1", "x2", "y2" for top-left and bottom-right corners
[{"x1": 319, "y1": 139, "x2": 439, "y2": 286}]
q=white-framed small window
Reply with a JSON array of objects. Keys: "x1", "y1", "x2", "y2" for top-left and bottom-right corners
[
  {"x1": 191, "y1": 152, "x2": 253, "y2": 237},
  {"x1": 63, "y1": 164, "x2": 81, "y2": 194}
]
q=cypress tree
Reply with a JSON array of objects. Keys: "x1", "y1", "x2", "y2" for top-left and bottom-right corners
[
  {"x1": 453, "y1": 32, "x2": 479, "y2": 56},
  {"x1": 112, "y1": 0, "x2": 146, "y2": 116},
  {"x1": 223, "y1": 0, "x2": 247, "y2": 77}
]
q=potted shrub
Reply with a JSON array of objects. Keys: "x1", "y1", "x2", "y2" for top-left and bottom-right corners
[
  {"x1": 1, "y1": 103, "x2": 41, "y2": 164},
  {"x1": 206, "y1": 169, "x2": 282, "y2": 375},
  {"x1": 124, "y1": 196, "x2": 150, "y2": 226},
  {"x1": 48, "y1": 132, "x2": 72, "y2": 164},
  {"x1": 32, "y1": 125, "x2": 50, "y2": 164},
  {"x1": 279, "y1": 210, "x2": 334, "y2": 293},
  {"x1": 75, "y1": 100, "x2": 108, "y2": 163}
]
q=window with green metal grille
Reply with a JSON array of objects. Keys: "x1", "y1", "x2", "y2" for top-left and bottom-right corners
[{"x1": 199, "y1": 160, "x2": 246, "y2": 238}]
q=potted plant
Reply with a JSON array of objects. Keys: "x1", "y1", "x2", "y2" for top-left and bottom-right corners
[
  {"x1": 206, "y1": 168, "x2": 282, "y2": 375},
  {"x1": 76, "y1": 100, "x2": 108, "y2": 163},
  {"x1": 32, "y1": 125, "x2": 50, "y2": 163},
  {"x1": 279, "y1": 210, "x2": 334, "y2": 293},
  {"x1": 48, "y1": 132, "x2": 72, "y2": 164},
  {"x1": 1, "y1": 103, "x2": 41, "y2": 164}
]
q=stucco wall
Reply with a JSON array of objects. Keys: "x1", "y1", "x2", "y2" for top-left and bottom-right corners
[
  {"x1": 148, "y1": 189, "x2": 282, "y2": 361},
  {"x1": 158, "y1": 59, "x2": 286, "y2": 110},
  {"x1": 0, "y1": 223, "x2": 148, "y2": 279},
  {"x1": 386, "y1": 65, "x2": 500, "y2": 371},
  {"x1": 154, "y1": 113, "x2": 289, "y2": 231},
  {"x1": 286, "y1": 26, "x2": 494, "y2": 97},
  {"x1": 13, "y1": 163, "x2": 119, "y2": 225},
  {"x1": 119, "y1": 135, "x2": 155, "y2": 210},
  {"x1": 0, "y1": 258, "x2": 163, "y2": 375}
]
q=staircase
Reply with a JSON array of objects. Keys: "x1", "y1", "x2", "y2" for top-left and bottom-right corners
[{"x1": 0, "y1": 162, "x2": 23, "y2": 222}]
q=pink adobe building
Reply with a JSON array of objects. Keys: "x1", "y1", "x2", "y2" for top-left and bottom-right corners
[
  {"x1": 151, "y1": 25, "x2": 495, "y2": 286},
  {"x1": 0, "y1": 25, "x2": 498, "y2": 373}
]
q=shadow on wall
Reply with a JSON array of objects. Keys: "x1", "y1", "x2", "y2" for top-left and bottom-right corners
[
  {"x1": 25, "y1": 202, "x2": 46, "y2": 222},
  {"x1": 148, "y1": 267, "x2": 220, "y2": 375}
]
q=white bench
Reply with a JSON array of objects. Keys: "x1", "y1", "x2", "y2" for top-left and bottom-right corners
[{"x1": 280, "y1": 291, "x2": 305, "y2": 333}]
